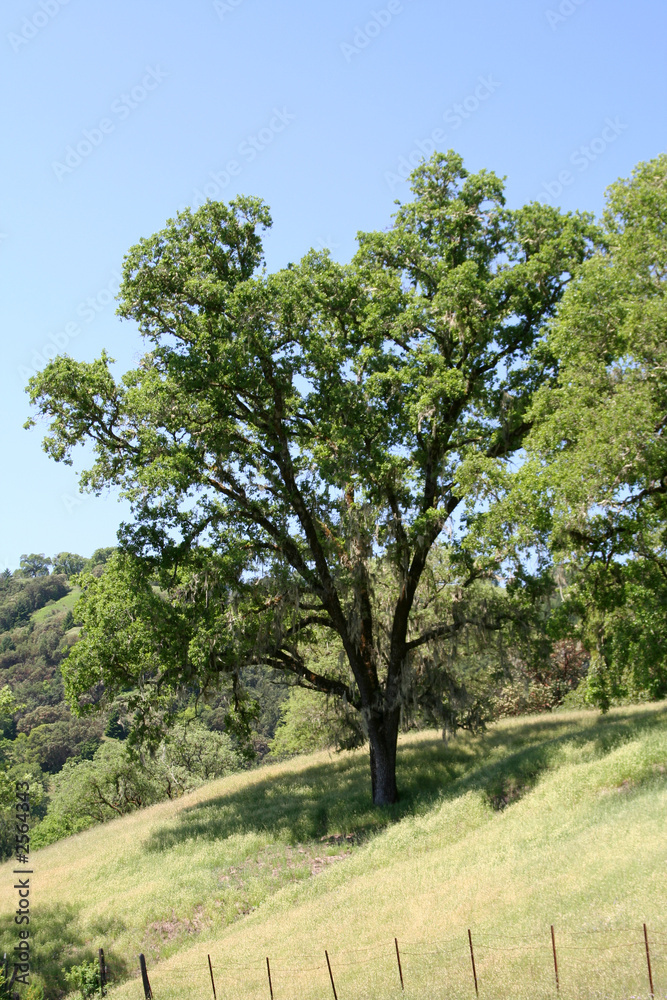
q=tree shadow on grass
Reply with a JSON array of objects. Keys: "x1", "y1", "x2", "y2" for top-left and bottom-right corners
[
  {"x1": 437, "y1": 705, "x2": 667, "y2": 811},
  {"x1": 0, "y1": 904, "x2": 131, "y2": 997},
  {"x1": 145, "y1": 704, "x2": 667, "y2": 852}
]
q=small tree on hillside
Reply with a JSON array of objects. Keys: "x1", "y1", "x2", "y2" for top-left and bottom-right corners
[
  {"x1": 17, "y1": 554, "x2": 51, "y2": 578},
  {"x1": 52, "y1": 552, "x2": 87, "y2": 578},
  {"x1": 25, "y1": 153, "x2": 598, "y2": 804}
]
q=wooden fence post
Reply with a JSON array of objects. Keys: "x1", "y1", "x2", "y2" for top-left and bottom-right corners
[
  {"x1": 551, "y1": 925, "x2": 559, "y2": 992},
  {"x1": 98, "y1": 947, "x2": 107, "y2": 996},
  {"x1": 394, "y1": 938, "x2": 404, "y2": 990},
  {"x1": 139, "y1": 954, "x2": 153, "y2": 1000},
  {"x1": 468, "y1": 929, "x2": 479, "y2": 997},
  {"x1": 325, "y1": 950, "x2": 338, "y2": 1000},
  {"x1": 208, "y1": 954, "x2": 217, "y2": 1000},
  {"x1": 266, "y1": 956, "x2": 274, "y2": 1000},
  {"x1": 644, "y1": 924, "x2": 655, "y2": 999}
]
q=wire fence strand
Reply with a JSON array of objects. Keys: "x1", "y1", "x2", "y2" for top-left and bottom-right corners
[{"x1": 139, "y1": 921, "x2": 666, "y2": 999}]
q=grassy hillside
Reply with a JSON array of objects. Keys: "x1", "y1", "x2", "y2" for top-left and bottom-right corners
[
  {"x1": 1, "y1": 704, "x2": 665, "y2": 999},
  {"x1": 30, "y1": 587, "x2": 80, "y2": 625}
]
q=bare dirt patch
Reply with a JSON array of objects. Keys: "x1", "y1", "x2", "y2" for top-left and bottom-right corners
[
  {"x1": 218, "y1": 840, "x2": 352, "y2": 887},
  {"x1": 146, "y1": 904, "x2": 209, "y2": 945}
]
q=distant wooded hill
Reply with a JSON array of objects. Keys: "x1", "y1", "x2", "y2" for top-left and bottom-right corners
[{"x1": 0, "y1": 549, "x2": 290, "y2": 858}]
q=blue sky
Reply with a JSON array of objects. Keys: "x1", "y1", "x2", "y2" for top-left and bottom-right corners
[{"x1": 1, "y1": 0, "x2": 664, "y2": 571}]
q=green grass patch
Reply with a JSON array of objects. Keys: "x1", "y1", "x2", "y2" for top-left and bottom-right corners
[
  {"x1": 1, "y1": 703, "x2": 665, "y2": 999},
  {"x1": 30, "y1": 587, "x2": 80, "y2": 625}
]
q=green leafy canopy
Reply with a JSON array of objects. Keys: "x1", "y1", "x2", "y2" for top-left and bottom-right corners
[
  {"x1": 517, "y1": 155, "x2": 667, "y2": 707},
  {"x1": 26, "y1": 152, "x2": 600, "y2": 802}
]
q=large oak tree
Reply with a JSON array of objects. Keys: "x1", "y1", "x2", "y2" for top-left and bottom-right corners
[{"x1": 26, "y1": 153, "x2": 598, "y2": 804}]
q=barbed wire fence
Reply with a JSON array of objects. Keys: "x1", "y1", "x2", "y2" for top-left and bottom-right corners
[{"x1": 129, "y1": 923, "x2": 664, "y2": 1000}]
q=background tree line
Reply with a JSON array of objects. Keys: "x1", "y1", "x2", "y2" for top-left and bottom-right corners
[{"x1": 0, "y1": 561, "x2": 272, "y2": 857}]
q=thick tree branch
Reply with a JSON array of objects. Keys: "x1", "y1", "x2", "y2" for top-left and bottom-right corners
[
  {"x1": 263, "y1": 649, "x2": 361, "y2": 708},
  {"x1": 405, "y1": 616, "x2": 502, "y2": 652},
  {"x1": 202, "y1": 472, "x2": 322, "y2": 593}
]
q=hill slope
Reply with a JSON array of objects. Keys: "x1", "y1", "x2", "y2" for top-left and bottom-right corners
[{"x1": 1, "y1": 704, "x2": 666, "y2": 999}]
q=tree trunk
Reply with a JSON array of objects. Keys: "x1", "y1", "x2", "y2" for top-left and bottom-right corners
[{"x1": 367, "y1": 709, "x2": 400, "y2": 805}]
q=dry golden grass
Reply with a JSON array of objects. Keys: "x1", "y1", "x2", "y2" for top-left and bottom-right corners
[{"x1": 1, "y1": 703, "x2": 665, "y2": 999}]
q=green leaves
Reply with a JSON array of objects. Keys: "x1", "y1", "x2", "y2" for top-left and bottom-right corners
[
  {"x1": 47, "y1": 724, "x2": 243, "y2": 830},
  {"x1": 25, "y1": 152, "x2": 605, "y2": 795},
  {"x1": 25, "y1": 351, "x2": 128, "y2": 471},
  {"x1": 63, "y1": 554, "x2": 192, "y2": 736},
  {"x1": 117, "y1": 196, "x2": 272, "y2": 340},
  {"x1": 522, "y1": 154, "x2": 667, "y2": 707},
  {"x1": 528, "y1": 155, "x2": 667, "y2": 516}
]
